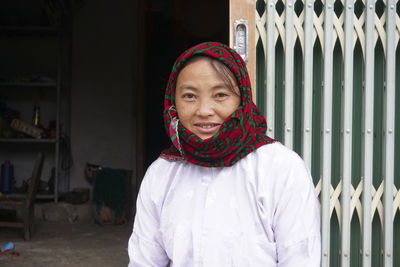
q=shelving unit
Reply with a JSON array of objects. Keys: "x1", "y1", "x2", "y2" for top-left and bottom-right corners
[
  {"x1": 0, "y1": 82, "x2": 57, "y2": 87},
  {"x1": 0, "y1": 138, "x2": 57, "y2": 143},
  {"x1": 0, "y1": 23, "x2": 66, "y2": 203}
]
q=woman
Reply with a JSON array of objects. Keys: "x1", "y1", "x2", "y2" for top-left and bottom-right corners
[{"x1": 128, "y1": 42, "x2": 321, "y2": 266}]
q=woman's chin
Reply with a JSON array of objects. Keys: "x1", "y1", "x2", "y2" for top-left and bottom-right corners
[{"x1": 195, "y1": 132, "x2": 217, "y2": 141}]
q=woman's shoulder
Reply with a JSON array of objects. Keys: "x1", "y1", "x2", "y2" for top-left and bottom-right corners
[
  {"x1": 138, "y1": 158, "x2": 182, "y2": 204},
  {"x1": 141, "y1": 157, "x2": 192, "y2": 191},
  {"x1": 142, "y1": 157, "x2": 179, "y2": 183},
  {"x1": 146, "y1": 156, "x2": 175, "y2": 171},
  {"x1": 247, "y1": 142, "x2": 313, "y2": 189},
  {"x1": 253, "y1": 142, "x2": 306, "y2": 168}
]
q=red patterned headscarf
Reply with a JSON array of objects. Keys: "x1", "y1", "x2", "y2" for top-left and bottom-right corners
[{"x1": 160, "y1": 42, "x2": 275, "y2": 167}]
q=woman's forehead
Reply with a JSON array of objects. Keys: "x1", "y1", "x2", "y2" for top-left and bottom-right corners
[{"x1": 178, "y1": 57, "x2": 237, "y2": 80}]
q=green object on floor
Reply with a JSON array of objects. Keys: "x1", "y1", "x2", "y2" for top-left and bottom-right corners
[{"x1": 92, "y1": 168, "x2": 127, "y2": 218}]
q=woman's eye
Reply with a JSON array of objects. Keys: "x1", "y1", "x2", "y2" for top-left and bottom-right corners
[
  {"x1": 182, "y1": 93, "x2": 195, "y2": 99},
  {"x1": 216, "y1": 92, "x2": 228, "y2": 98}
]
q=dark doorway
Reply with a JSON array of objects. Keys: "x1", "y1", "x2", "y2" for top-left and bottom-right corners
[{"x1": 142, "y1": 0, "x2": 229, "y2": 170}]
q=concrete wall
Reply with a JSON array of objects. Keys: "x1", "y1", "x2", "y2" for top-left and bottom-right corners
[{"x1": 69, "y1": 0, "x2": 136, "y2": 190}]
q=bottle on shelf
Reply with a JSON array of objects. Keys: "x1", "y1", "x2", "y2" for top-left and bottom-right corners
[{"x1": 33, "y1": 104, "x2": 40, "y2": 127}]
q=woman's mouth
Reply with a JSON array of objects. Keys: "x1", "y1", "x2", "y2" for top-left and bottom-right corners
[{"x1": 194, "y1": 123, "x2": 221, "y2": 134}]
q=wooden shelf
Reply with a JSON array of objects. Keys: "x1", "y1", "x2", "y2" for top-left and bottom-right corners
[
  {"x1": 3, "y1": 193, "x2": 56, "y2": 200},
  {"x1": 0, "y1": 82, "x2": 57, "y2": 88},
  {"x1": 0, "y1": 26, "x2": 60, "y2": 36},
  {"x1": 0, "y1": 138, "x2": 57, "y2": 144}
]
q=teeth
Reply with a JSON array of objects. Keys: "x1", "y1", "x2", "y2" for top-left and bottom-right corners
[{"x1": 199, "y1": 125, "x2": 216, "y2": 129}]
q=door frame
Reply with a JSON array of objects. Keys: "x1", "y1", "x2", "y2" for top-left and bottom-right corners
[{"x1": 229, "y1": 0, "x2": 256, "y2": 101}]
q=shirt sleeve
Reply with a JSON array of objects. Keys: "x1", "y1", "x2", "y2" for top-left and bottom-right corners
[
  {"x1": 128, "y1": 167, "x2": 170, "y2": 267},
  {"x1": 273, "y1": 154, "x2": 321, "y2": 267}
]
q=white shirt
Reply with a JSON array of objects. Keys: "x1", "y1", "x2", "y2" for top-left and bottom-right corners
[{"x1": 128, "y1": 142, "x2": 321, "y2": 267}]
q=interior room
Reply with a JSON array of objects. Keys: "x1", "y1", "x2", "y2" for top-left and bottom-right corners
[{"x1": 0, "y1": 0, "x2": 228, "y2": 265}]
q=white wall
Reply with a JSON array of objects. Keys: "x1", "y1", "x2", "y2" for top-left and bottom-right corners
[{"x1": 69, "y1": 0, "x2": 136, "y2": 190}]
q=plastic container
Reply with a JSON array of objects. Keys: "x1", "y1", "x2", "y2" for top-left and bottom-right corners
[{"x1": 0, "y1": 160, "x2": 14, "y2": 193}]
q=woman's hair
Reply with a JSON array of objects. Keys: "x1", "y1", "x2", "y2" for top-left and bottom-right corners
[{"x1": 176, "y1": 55, "x2": 239, "y2": 96}]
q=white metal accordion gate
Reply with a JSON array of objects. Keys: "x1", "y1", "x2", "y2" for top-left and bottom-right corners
[{"x1": 254, "y1": 0, "x2": 400, "y2": 266}]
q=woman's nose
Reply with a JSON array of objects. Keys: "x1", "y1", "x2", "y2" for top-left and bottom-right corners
[{"x1": 196, "y1": 99, "x2": 214, "y2": 117}]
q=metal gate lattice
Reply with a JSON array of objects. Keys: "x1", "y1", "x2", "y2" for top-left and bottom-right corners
[{"x1": 255, "y1": 0, "x2": 400, "y2": 266}]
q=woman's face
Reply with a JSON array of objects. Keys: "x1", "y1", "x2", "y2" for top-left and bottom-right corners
[{"x1": 175, "y1": 58, "x2": 241, "y2": 140}]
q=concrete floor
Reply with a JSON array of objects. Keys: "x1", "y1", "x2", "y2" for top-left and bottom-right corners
[{"x1": 0, "y1": 219, "x2": 132, "y2": 267}]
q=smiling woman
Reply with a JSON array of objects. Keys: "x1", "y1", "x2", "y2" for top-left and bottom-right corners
[
  {"x1": 160, "y1": 42, "x2": 275, "y2": 167},
  {"x1": 128, "y1": 42, "x2": 321, "y2": 266}
]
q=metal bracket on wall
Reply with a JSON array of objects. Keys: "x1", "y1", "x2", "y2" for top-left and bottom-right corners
[{"x1": 233, "y1": 19, "x2": 248, "y2": 63}]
